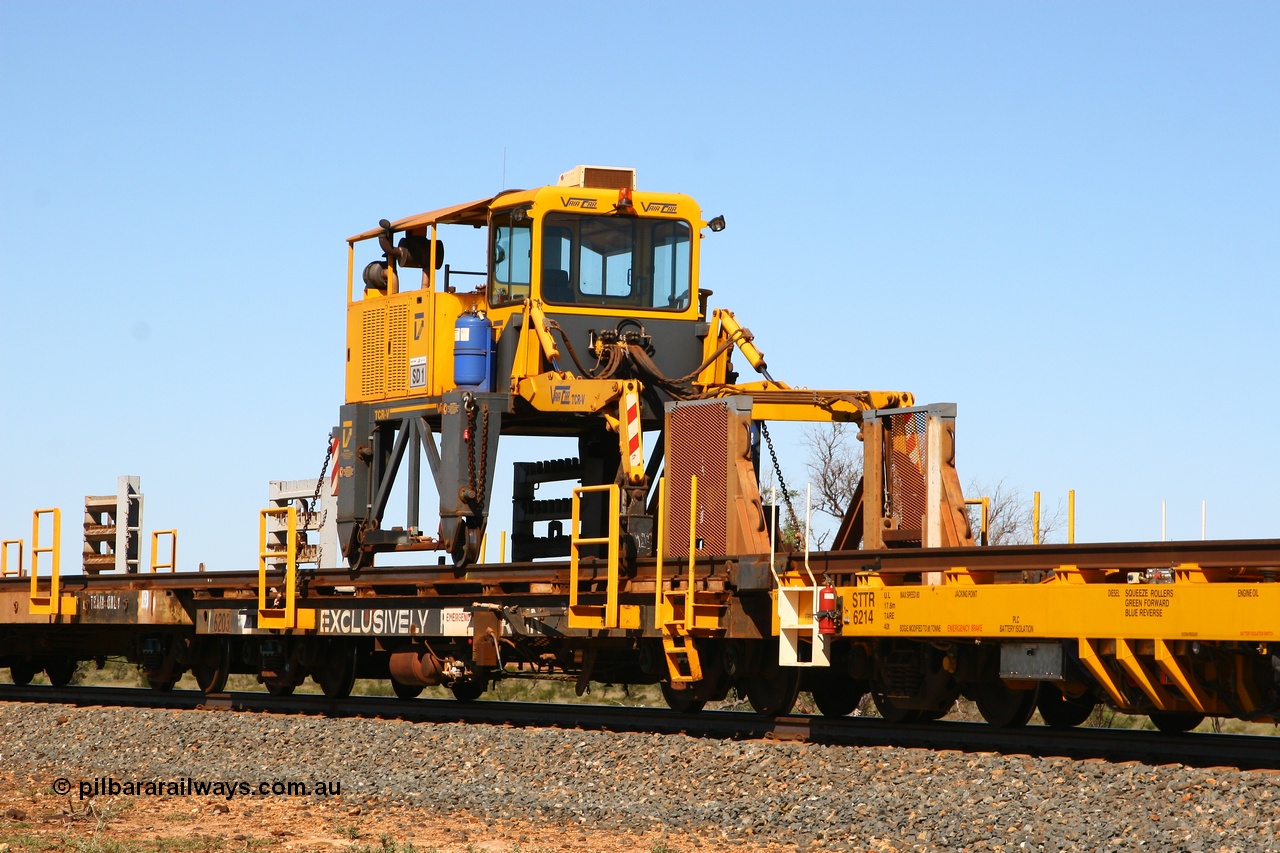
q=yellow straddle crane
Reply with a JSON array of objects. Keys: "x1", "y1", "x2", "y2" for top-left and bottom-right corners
[{"x1": 332, "y1": 165, "x2": 914, "y2": 570}]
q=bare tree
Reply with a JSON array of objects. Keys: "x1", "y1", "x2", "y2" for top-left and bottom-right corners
[{"x1": 803, "y1": 423, "x2": 862, "y2": 522}]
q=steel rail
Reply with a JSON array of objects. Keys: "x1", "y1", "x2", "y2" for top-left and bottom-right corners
[
  {"x1": 808, "y1": 538, "x2": 1280, "y2": 575},
  {"x1": 4, "y1": 537, "x2": 1280, "y2": 595},
  {"x1": 2, "y1": 685, "x2": 1277, "y2": 771}
]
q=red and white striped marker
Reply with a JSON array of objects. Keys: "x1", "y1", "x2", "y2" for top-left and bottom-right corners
[{"x1": 624, "y1": 386, "x2": 643, "y2": 480}]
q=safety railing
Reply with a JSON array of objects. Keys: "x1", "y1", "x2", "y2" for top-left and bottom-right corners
[
  {"x1": 567, "y1": 483, "x2": 620, "y2": 630},
  {"x1": 150, "y1": 530, "x2": 177, "y2": 573},
  {"x1": 1, "y1": 539, "x2": 23, "y2": 578},
  {"x1": 1032, "y1": 489, "x2": 1077, "y2": 544},
  {"x1": 257, "y1": 507, "x2": 314, "y2": 630}
]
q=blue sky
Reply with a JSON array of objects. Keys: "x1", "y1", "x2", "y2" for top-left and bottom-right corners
[{"x1": 2, "y1": 3, "x2": 1277, "y2": 570}]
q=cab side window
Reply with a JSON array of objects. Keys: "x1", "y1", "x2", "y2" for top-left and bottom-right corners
[
  {"x1": 490, "y1": 210, "x2": 532, "y2": 305},
  {"x1": 650, "y1": 220, "x2": 691, "y2": 309}
]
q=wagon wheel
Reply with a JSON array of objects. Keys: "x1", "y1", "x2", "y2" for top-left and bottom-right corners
[
  {"x1": 264, "y1": 677, "x2": 296, "y2": 697},
  {"x1": 1036, "y1": 688, "x2": 1096, "y2": 729},
  {"x1": 192, "y1": 638, "x2": 231, "y2": 693},
  {"x1": 391, "y1": 679, "x2": 424, "y2": 700},
  {"x1": 917, "y1": 700, "x2": 955, "y2": 722},
  {"x1": 810, "y1": 671, "x2": 867, "y2": 718},
  {"x1": 744, "y1": 666, "x2": 802, "y2": 717},
  {"x1": 1148, "y1": 711, "x2": 1205, "y2": 733},
  {"x1": 44, "y1": 658, "x2": 77, "y2": 688},
  {"x1": 974, "y1": 680, "x2": 1039, "y2": 728},
  {"x1": 869, "y1": 686, "x2": 922, "y2": 723},
  {"x1": 450, "y1": 677, "x2": 486, "y2": 702},
  {"x1": 660, "y1": 681, "x2": 706, "y2": 714},
  {"x1": 8, "y1": 663, "x2": 38, "y2": 686},
  {"x1": 315, "y1": 641, "x2": 358, "y2": 699}
]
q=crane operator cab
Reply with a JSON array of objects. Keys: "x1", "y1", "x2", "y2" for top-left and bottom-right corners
[{"x1": 344, "y1": 165, "x2": 718, "y2": 411}]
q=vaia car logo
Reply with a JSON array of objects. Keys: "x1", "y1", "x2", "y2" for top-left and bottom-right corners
[
  {"x1": 560, "y1": 197, "x2": 598, "y2": 209},
  {"x1": 642, "y1": 202, "x2": 678, "y2": 214},
  {"x1": 552, "y1": 386, "x2": 585, "y2": 406}
]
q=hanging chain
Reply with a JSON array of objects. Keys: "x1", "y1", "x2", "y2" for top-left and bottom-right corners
[
  {"x1": 305, "y1": 437, "x2": 335, "y2": 563},
  {"x1": 464, "y1": 394, "x2": 478, "y2": 503},
  {"x1": 759, "y1": 422, "x2": 801, "y2": 547},
  {"x1": 478, "y1": 403, "x2": 490, "y2": 507}
]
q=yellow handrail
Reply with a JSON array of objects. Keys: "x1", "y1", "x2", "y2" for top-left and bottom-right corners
[
  {"x1": 1, "y1": 539, "x2": 22, "y2": 578},
  {"x1": 258, "y1": 507, "x2": 306, "y2": 629},
  {"x1": 150, "y1": 530, "x2": 178, "y2": 573},
  {"x1": 29, "y1": 509, "x2": 62, "y2": 615},
  {"x1": 568, "y1": 483, "x2": 620, "y2": 629},
  {"x1": 685, "y1": 474, "x2": 698, "y2": 631},
  {"x1": 964, "y1": 497, "x2": 990, "y2": 546},
  {"x1": 653, "y1": 477, "x2": 666, "y2": 629}
]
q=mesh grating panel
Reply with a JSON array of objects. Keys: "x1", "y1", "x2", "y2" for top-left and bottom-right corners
[
  {"x1": 361, "y1": 307, "x2": 386, "y2": 399},
  {"x1": 387, "y1": 304, "x2": 409, "y2": 395},
  {"x1": 886, "y1": 410, "x2": 928, "y2": 533},
  {"x1": 665, "y1": 401, "x2": 729, "y2": 558},
  {"x1": 583, "y1": 167, "x2": 633, "y2": 189}
]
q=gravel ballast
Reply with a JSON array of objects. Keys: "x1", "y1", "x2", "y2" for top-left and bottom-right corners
[{"x1": 1, "y1": 701, "x2": 1277, "y2": 851}]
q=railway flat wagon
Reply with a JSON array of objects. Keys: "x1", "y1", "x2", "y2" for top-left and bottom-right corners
[{"x1": 4, "y1": 168, "x2": 1279, "y2": 734}]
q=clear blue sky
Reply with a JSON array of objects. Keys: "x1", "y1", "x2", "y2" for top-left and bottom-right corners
[{"x1": 2, "y1": 3, "x2": 1277, "y2": 570}]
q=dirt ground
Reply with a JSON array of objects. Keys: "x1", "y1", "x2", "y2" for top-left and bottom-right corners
[{"x1": 0, "y1": 770, "x2": 812, "y2": 853}]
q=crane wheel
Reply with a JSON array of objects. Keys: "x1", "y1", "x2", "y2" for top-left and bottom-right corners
[{"x1": 451, "y1": 524, "x2": 483, "y2": 569}]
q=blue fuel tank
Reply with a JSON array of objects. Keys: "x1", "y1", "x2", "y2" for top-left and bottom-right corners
[{"x1": 453, "y1": 309, "x2": 493, "y2": 391}]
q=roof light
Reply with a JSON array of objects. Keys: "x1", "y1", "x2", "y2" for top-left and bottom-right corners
[{"x1": 617, "y1": 187, "x2": 634, "y2": 213}]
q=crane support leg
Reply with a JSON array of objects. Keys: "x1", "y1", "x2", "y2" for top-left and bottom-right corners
[
  {"x1": 438, "y1": 391, "x2": 505, "y2": 565},
  {"x1": 334, "y1": 392, "x2": 506, "y2": 568}
]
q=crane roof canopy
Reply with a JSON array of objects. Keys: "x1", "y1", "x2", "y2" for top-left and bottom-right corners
[{"x1": 347, "y1": 196, "x2": 496, "y2": 243}]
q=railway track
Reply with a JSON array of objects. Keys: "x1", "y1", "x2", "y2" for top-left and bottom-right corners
[{"x1": 3, "y1": 684, "x2": 1276, "y2": 772}]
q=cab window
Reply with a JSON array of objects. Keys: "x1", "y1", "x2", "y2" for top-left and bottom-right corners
[
  {"x1": 489, "y1": 209, "x2": 532, "y2": 305},
  {"x1": 541, "y1": 213, "x2": 691, "y2": 310}
]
